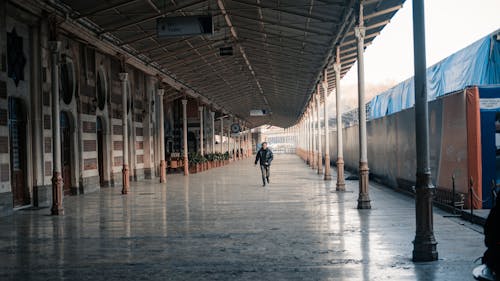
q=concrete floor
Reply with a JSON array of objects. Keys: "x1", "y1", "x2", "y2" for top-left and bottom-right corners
[{"x1": 0, "y1": 154, "x2": 486, "y2": 281}]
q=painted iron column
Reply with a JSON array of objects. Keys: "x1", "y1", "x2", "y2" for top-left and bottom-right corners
[
  {"x1": 182, "y1": 99, "x2": 189, "y2": 176},
  {"x1": 199, "y1": 106, "x2": 204, "y2": 155},
  {"x1": 49, "y1": 41, "x2": 63, "y2": 215},
  {"x1": 220, "y1": 117, "x2": 224, "y2": 153},
  {"x1": 322, "y1": 70, "x2": 332, "y2": 180},
  {"x1": 355, "y1": 3, "x2": 371, "y2": 209},
  {"x1": 120, "y1": 72, "x2": 129, "y2": 194},
  {"x1": 335, "y1": 48, "x2": 346, "y2": 191},
  {"x1": 311, "y1": 103, "x2": 317, "y2": 170},
  {"x1": 158, "y1": 88, "x2": 166, "y2": 183},
  {"x1": 412, "y1": 0, "x2": 438, "y2": 262},
  {"x1": 316, "y1": 87, "x2": 322, "y2": 174},
  {"x1": 210, "y1": 111, "x2": 215, "y2": 153}
]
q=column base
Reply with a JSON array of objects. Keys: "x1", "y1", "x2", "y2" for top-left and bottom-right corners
[
  {"x1": 317, "y1": 160, "x2": 322, "y2": 175},
  {"x1": 413, "y1": 234, "x2": 438, "y2": 262},
  {"x1": 159, "y1": 160, "x2": 166, "y2": 183},
  {"x1": 336, "y1": 158, "x2": 346, "y2": 191},
  {"x1": 51, "y1": 172, "x2": 64, "y2": 216},
  {"x1": 357, "y1": 161, "x2": 371, "y2": 209},
  {"x1": 413, "y1": 172, "x2": 438, "y2": 261},
  {"x1": 183, "y1": 156, "x2": 189, "y2": 176},
  {"x1": 324, "y1": 155, "x2": 332, "y2": 180},
  {"x1": 121, "y1": 164, "x2": 129, "y2": 194}
]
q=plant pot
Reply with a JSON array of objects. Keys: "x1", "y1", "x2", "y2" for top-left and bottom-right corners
[{"x1": 189, "y1": 164, "x2": 197, "y2": 174}]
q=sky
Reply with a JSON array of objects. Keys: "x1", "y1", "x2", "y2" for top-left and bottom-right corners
[{"x1": 334, "y1": 0, "x2": 500, "y2": 110}]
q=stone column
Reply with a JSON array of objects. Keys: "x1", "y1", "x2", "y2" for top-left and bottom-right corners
[
  {"x1": 182, "y1": 99, "x2": 189, "y2": 175},
  {"x1": 334, "y1": 49, "x2": 345, "y2": 191},
  {"x1": 158, "y1": 88, "x2": 166, "y2": 183},
  {"x1": 199, "y1": 106, "x2": 204, "y2": 156},
  {"x1": 49, "y1": 41, "x2": 63, "y2": 215},
  {"x1": 316, "y1": 88, "x2": 322, "y2": 174},
  {"x1": 355, "y1": 4, "x2": 371, "y2": 209},
  {"x1": 322, "y1": 71, "x2": 332, "y2": 181},
  {"x1": 120, "y1": 72, "x2": 129, "y2": 194},
  {"x1": 220, "y1": 117, "x2": 224, "y2": 153},
  {"x1": 412, "y1": 0, "x2": 438, "y2": 262},
  {"x1": 210, "y1": 111, "x2": 215, "y2": 153}
]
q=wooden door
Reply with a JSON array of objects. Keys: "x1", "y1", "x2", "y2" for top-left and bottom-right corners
[
  {"x1": 60, "y1": 112, "x2": 72, "y2": 195},
  {"x1": 8, "y1": 98, "x2": 29, "y2": 207}
]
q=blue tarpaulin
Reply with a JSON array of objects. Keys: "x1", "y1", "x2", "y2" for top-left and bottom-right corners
[{"x1": 368, "y1": 30, "x2": 500, "y2": 119}]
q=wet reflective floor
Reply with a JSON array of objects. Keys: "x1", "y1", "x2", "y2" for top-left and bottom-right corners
[{"x1": 0, "y1": 155, "x2": 485, "y2": 280}]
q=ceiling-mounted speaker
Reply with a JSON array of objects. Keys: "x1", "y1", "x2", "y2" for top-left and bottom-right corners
[{"x1": 157, "y1": 15, "x2": 213, "y2": 38}]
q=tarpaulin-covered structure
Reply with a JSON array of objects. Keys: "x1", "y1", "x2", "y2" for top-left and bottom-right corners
[{"x1": 368, "y1": 30, "x2": 500, "y2": 119}]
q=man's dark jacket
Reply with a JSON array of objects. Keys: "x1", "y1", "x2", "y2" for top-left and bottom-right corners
[{"x1": 255, "y1": 148, "x2": 273, "y2": 166}]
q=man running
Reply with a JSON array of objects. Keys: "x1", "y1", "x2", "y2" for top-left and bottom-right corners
[{"x1": 255, "y1": 142, "x2": 274, "y2": 187}]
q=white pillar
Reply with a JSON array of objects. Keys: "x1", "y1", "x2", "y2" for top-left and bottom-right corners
[
  {"x1": 158, "y1": 88, "x2": 166, "y2": 183},
  {"x1": 198, "y1": 106, "x2": 204, "y2": 156},
  {"x1": 220, "y1": 117, "x2": 224, "y2": 153},
  {"x1": 316, "y1": 88, "x2": 322, "y2": 174},
  {"x1": 322, "y1": 70, "x2": 332, "y2": 181},
  {"x1": 120, "y1": 72, "x2": 129, "y2": 194},
  {"x1": 49, "y1": 41, "x2": 63, "y2": 215},
  {"x1": 182, "y1": 99, "x2": 189, "y2": 176},
  {"x1": 210, "y1": 111, "x2": 215, "y2": 153},
  {"x1": 334, "y1": 49, "x2": 345, "y2": 190}
]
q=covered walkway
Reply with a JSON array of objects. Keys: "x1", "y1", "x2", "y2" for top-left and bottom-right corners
[{"x1": 0, "y1": 155, "x2": 484, "y2": 281}]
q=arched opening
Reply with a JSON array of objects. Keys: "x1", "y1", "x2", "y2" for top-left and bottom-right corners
[
  {"x1": 96, "y1": 68, "x2": 107, "y2": 111},
  {"x1": 8, "y1": 97, "x2": 29, "y2": 207},
  {"x1": 60, "y1": 111, "x2": 72, "y2": 195},
  {"x1": 60, "y1": 58, "x2": 75, "y2": 105},
  {"x1": 97, "y1": 116, "x2": 105, "y2": 187}
]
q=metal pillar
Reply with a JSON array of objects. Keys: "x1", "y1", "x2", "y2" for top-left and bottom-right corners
[
  {"x1": 220, "y1": 117, "x2": 224, "y2": 153},
  {"x1": 322, "y1": 71, "x2": 332, "y2": 181},
  {"x1": 199, "y1": 106, "x2": 204, "y2": 156},
  {"x1": 158, "y1": 88, "x2": 166, "y2": 183},
  {"x1": 311, "y1": 104, "x2": 317, "y2": 170},
  {"x1": 210, "y1": 111, "x2": 215, "y2": 153},
  {"x1": 316, "y1": 88, "x2": 322, "y2": 174},
  {"x1": 182, "y1": 99, "x2": 189, "y2": 176},
  {"x1": 49, "y1": 41, "x2": 63, "y2": 215},
  {"x1": 355, "y1": 4, "x2": 371, "y2": 209},
  {"x1": 120, "y1": 72, "x2": 130, "y2": 194},
  {"x1": 412, "y1": 0, "x2": 438, "y2": 262},
  {"x1": 334, "y1": 48, "x2": 346, "y2": 191}
]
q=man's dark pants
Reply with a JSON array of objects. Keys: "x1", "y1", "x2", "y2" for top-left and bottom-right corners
[{"x1": 260, "y1": 165, "x2": 270, "y2": 185}]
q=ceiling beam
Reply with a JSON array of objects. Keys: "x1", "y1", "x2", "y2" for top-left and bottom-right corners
[
  {"x1": 100, "y1": 0, "x2": 206, "y2": 33},
  {"x1": 232, "y1": 0, "x2": 339, "y2": 22},
  {"x1": 230, "y1": 13, "x2": 334, "y2": 36}
]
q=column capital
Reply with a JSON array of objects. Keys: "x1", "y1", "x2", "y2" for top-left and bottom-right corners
[
  {"x1": 48, "y1": 41, "x2": 61, "y2": 53},
  {"x1": 354, "y1": 26, "x2": 366, "y2": 40},
  {"x1": 119, "y1": 72, "x2": 128, "y2": 82},
  {"x1": 210, "y1": 111, "x2": 215, "y2": 117},
  {"x1": 181, "y1": 99, "x2": 188, "y2": 105},
  {"x1": 198, "y1": 106, "x2": 204, "y2": 112},
  {"x1": 157, "y1": 88, "x2": 164, "y2": 96}
]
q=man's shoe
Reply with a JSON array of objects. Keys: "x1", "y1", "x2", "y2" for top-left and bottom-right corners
[{"x1": 266, "y1": 177, "x2": 270, "y2": 183}]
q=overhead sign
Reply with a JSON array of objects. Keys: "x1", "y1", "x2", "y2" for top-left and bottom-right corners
[
  {"x1": 219, "y1": 46, "x2": 233, "y2": 56},
  {"x1": 250, "y1": 109, "x2": 268, "y2": 116},
  {"x1": 157, "y1": 15, "x2": 213, "y2": 38},
  {"x1": 480, "y1": 98, "x2": 500, "y2": 111}
]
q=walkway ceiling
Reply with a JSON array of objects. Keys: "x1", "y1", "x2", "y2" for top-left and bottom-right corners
[{"x1": 47, "y1": 0, "x2": 404, "y2": 128}]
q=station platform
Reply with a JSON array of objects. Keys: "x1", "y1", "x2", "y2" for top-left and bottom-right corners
[{"x1": 0, "y1": 154, "x2": 486, "y2": 281}]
